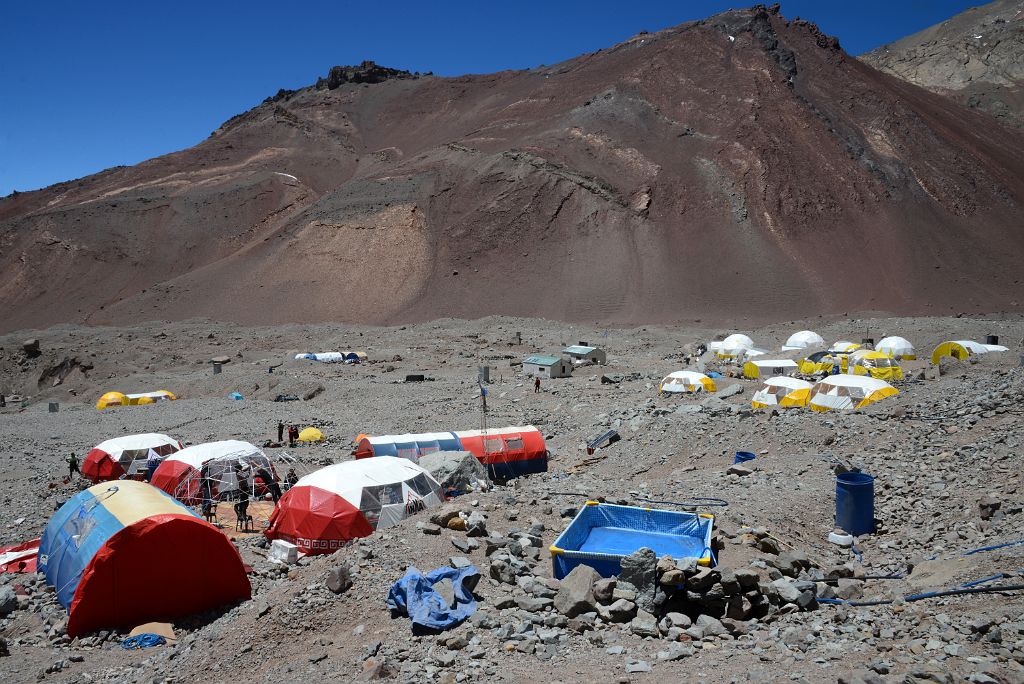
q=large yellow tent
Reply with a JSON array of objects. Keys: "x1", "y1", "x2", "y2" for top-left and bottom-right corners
[
  {"x1": 751, "y1": 377, "x2": 812, "y2": 409},
  {"x1": 809, "y1": 375, "x2": 898, "y2": 412}
]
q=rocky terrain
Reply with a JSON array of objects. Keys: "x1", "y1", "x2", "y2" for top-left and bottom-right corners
[
  {"x1": 862, "y1": 0, "x2": 1024, "y2": 128},
  {"x1": 2, "y1": 4, "x2": 1024, "y2": 333},
  {"x1": 1, "y1": 314, "x2": 1023, "y2": 683}
]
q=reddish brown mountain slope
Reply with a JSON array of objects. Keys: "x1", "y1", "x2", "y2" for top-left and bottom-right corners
[{"x1": 2, "y1": 5, "x2": 1023, "y2": 333}]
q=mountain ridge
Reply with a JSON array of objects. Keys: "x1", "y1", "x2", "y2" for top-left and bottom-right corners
[{"x1": 2, "y1": 4, "x2": 1023, "y2": 334}]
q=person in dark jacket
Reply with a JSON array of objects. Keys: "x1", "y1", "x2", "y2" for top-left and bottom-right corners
[
  {"x1": 67, "y1": 453, "x2": 80, "y2": 479},
  {"x1": 255, "y1": 466, "x2": 282, "y2": 504},
  {"x1": 277, "y1": 421, "x2": 284, "y2": 443}
]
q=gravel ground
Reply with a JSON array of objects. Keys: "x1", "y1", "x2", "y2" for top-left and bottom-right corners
[{"x1": 1, "y1": 314, "x2": 1023, "y2": 683}]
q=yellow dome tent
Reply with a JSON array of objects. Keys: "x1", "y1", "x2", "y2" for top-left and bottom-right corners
[
  {"x1": 660, "y1": 371, "x2": 717, "y2": 394},
  {"x1": 849, "y1": 350, "x2": 904, "y2": 382},
  {"x1": 931, "y1": 340, "x2": 1007, "y2": 365},
  {"x1": 95, "y1": 392, "x2": 128, "y2": 410},
  {"x1": 751, "y1": 377, "x2": 812, "y2": 409},
  {"x1": 809, "y1": 375, "x2": 898, "y2": 412},
  {"x1": 298, "y1": 427, "x2": 325, "y2": 443}
]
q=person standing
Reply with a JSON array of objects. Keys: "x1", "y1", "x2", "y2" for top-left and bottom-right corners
[
  {"x1": 288, "y1": 425, "x2": 298, "y2": 448},
  {"x1": 66, "y1": 453, "x2": 80, "y2": 479},
  {"x1": 534, "y1": 376, "x2": 541, "y2": 393},
  {"x1": 255, "y1": 466, "x2": 282, "y2": 504},
  {"x1": 285, "y1": 468, "x2": 299, "y2": 488},
  {"x1": 277, "y1": 420, "x2": 284, "y2": 443}
]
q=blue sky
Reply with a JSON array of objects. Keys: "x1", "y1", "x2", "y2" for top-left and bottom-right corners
[{"x1": 0, "y1": 1, "x2": 982, "y2": 196}]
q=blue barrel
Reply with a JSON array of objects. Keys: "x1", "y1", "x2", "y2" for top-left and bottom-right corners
[
  {"x1": 734, "y1": 451, "x2": 756, "y2": 465},
  {"x1": 835, "y1": 472, "x2": 874, "y2": 536}
]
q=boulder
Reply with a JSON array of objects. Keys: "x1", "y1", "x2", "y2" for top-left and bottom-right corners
[
  {"x1": 553, "y1": 565, "x2": 600, "y2": 618},
  {"x1": 835, "y1": 578, "x2": 863, "y2": 601},
  {"x1": 0, "y1": 587, "x2": 17, "y2": 617},
  {"x1": 489, "y1": 560, "x2": 516, "y2": 584},
  {"x1": 629, "y1": 609, "x2": 661, "y2": 638},
  {"x1": 210, "y1": 355, "x2": 231, "y2": 364},
  {"x1": 695, "y1": 614, "x2": 728, "y2": 637},
  {"x1": 465, "y1": 512, "x2": 488, "y2": 537},
  {"x1": 593, "y1": 578, "x2": 616, "y2": 603},
  {"x1": 326, "y1": 565, "x2": 353, "y2": 594},
  {"x1": 429, "y1": 503, "x2": 464, "y2": 528},
  {"x1": 735, "y1": 568, "x2": 760, "y2": 589},
  {"x1": 618, "y1": 547, "x2": 657, "y2": 612},
  {"x1": 771, "y1": 577, "x2": 803, "y2": 604},
  {"x1": 687, "y1": 567, "x2": 719, "y2": 592},
  {"x1": 22, "y1": 339, "x2": 40, "y2": 358},
  {"x1": 419, "y1": 451, "x2": 491, "y2": 493},
  {"x1": 978, "y1": 494, "x2": 1001, "y2": 521},
  {"x1": 604, "y1": 598, "x2": 637, "y2": 623},
  {"x1": 660, "y1": 569, "x2": 687, "y2": 586}
]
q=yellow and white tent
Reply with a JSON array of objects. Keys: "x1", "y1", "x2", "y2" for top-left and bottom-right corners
[
  {"x1": 709, "y1": 334, "x2": 754, "y2": 360},
  {"x1": 809, "y1": 375, "x2": 898, "y2": 412},
  {"x1": 781, "y1": 330, "x2": 825, "y2": 352},
  {"x1": 828, "y1": 341, "x2": 862, "y2": 353},
  {"x1": 125, "y1": 391, "x2": 176, "y2": 406},
  {"x1": 95, "y1": 390, "x2": 175, "y2": 410},
  {"x1": 798, "y1": 353, "x2": 845, "y2": 375},
  {"x1": 660, "y1": 371, "x2": 717, "y2": 394},
  {"x1": 742, "y1": 359, "x2": 799, "y2": 380},
  {"x1": 751, "y1": 377, "x2": 813, "y2": 409},
  {"x1": 849, "y1": 350, "x2": 904, "y2": 381},
  {"x1": 876, "y1": 336, "x2": 915, "y2": 360},
  {"x1": 95, "y1": 392, "x2": 128, "y2": 410},
  {"x1": 931, "y1": 340, "x2": 1009, "y2": 365}
]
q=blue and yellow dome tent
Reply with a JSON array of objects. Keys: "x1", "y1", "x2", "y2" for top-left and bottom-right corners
[{"x1": 38, "y1": 480, "x2": 250, "y2": 638}]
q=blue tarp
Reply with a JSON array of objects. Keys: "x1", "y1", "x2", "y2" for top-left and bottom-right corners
[{"x1": 386, "y1": 565, "x2": 480, "y2": 631}]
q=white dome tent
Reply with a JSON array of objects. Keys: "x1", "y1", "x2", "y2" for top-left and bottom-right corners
[
  {"x1": 875, "y1": 336, "x2": 916, "y2": 360},
  {"x1": 781, "y1": 330, "x2": 825, "y2": 351},
  {"x1": 708, "y1": 333, "x2": 755, "y2": 360},
  {"x1": 660, "y1": 370, "x2": 717, "y2": 394}
]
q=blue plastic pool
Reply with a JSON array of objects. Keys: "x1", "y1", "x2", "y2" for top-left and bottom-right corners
[{"x1": 550, "y1": 502, "x2": 714, "y2": 579}]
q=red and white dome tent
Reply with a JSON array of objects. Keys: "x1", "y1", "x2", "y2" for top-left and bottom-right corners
[
  {"x1": 82, "y1": 433, "x2": 183, "y2": 483},
  {"x1": 265, "y1": 456, "x2": 444, "y2": 554},
  {"x1": 150, "y1": 440, "x2": 277, "y2": 505}
]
